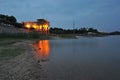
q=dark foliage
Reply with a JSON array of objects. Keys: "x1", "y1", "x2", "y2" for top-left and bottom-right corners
[
  {"x1": 0, "y1": 14, "x2": 23, "y2": 28},
  {"x1": 50, "y1": 27, "x2": 99, "y2": 34},
  {"x1": 108, "y1": 31, "x2": 120, "y2": 35},
  {"x1": 88, "y1": 27, "x2": 98, "y2": 33},
  {"x1": 14, "y1": 23, "x2": 23, "y2": 28},
  {"x1": 0, "y1": 14, "x2": 17, "y2": 25}
]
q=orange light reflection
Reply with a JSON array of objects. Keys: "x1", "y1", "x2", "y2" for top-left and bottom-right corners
[{"x1": 33, "y1": 40, "x2": 50, "y2": 62}]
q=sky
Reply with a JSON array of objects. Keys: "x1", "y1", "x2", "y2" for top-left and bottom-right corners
[{"x1": 0, "y1": 0, "x2": 120, "y2": 32}]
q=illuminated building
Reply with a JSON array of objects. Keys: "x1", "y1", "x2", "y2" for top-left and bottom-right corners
[{"x1": 23, "y1": 19, "x2": 50, "y2": 34}]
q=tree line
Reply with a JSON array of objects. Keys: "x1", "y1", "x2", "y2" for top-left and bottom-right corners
[
  {"x1": 0, "y1": 14, "x2": 100, "y2": 34},
  {"x1": 0, "y1": 14, "x2": 22, "y2": 28},
  {"x1": 50, "y1": 27, "x2": 99, "y2": 34}
]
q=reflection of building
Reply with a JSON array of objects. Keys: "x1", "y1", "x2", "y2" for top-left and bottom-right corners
[
  {"x1": 23, "y1": 19, "x2": 50, "y2": 34},
  {"x1": 33, "y1": 40, "x2": 50, "y2": 62}
]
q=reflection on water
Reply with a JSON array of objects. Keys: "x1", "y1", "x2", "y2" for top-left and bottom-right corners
[
  {"x1": 33, "y1": 40, "x2": 50, "y2": 62},
  {"x1": 44, "y1": 36, "x2": 120, "y2": 80},
  {"x1": 32, "y1": 36, "x2": 120, "y2": 80}
]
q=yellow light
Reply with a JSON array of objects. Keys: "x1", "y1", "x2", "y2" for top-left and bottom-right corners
[
  {"x1": 24, "y1": 21, "x2": 49, "y2": 33},
  {"x1": 43, "y1": 24, "x2": 48, "y2": 30},
  {"x1": 33, "y1": 25, "x2": 37, "y2": 29},
  {"x1": 39, "y1": 25, "x2": 42, "y2": 30},
  {"x1": 25, "y1": 24, "x2": 31, "y2": 29}
]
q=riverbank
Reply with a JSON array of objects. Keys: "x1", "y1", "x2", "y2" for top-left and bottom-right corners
[
  {"x1": 0, "y1": 34, "x2": 102, "y2": 80},
  {"x1": 0, "y1": 34, "x2": 119, "y2": 80},
  {"x1": 0, "y1": 39, "x2": 48, "y2": 80},
  {"x1": 0, "y1": 33, "x2": 70, "y2": 80}
]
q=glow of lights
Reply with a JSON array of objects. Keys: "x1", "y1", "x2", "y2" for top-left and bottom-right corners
[
  {"x1": 25, "y1": 24, "x2": 31, "y2": 29},
  {"x1": 24, "y1": 21, "x2": 49, "y2": 33},
  {"x1": 33, "y1": 40, "x2": 50, "y2": 61},
  {"x1": 33, "y1": 25, "x2": 37, "y2": 29},
  {"x1": 39, "y1": 25, "x2": 42, "y2": 30}
]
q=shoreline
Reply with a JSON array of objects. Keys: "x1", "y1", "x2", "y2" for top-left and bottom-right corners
[
  {"x1": 0, "y1": 35, "x2": 120, "y2": 80},
  {"x1": 0, "y1": 40, "x2": 48, "y2": 80}
]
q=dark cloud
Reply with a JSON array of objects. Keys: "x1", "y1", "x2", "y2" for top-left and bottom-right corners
[{"x1": 0, "y1": 0, "x2": 120, "y2": 31}]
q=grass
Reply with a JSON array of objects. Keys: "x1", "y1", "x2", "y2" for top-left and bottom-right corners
[
  {"x1": 0, "y1": 40, "x2": 17, "y2": 46},
  {"x1": 0, "y1": 39, "x2": 26, "y2": 59},
  {"x1": 0, "y1": 31, "x2": 51, "y2": 40},
  {"x1": 0, "y1": 46, "x2": 25, "y2": 58},
  {"x1": 0, "y1": 31, "x2": 52, "y2": 59},
  {"x1": 0, "y1": 31, "x2": 52, "y2": 60}
]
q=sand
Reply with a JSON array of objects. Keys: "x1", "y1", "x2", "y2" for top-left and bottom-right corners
[{"x1": 0, "y1": 41, "x2": 48, "y2": 80}]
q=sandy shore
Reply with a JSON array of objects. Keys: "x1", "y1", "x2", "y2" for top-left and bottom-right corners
[{"x1": 0, "y1": 40, "x2": 48, "y2": 80}]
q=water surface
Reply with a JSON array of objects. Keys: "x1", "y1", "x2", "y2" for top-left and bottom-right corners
[{"x1": 33, "y1": 36, "x2": 120, "y2": 80}]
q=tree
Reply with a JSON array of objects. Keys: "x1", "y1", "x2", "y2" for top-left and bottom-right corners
[
  {"x1": 8, "y1": 16, "x2": 17, "y2": 23},
  {"x1": 79, "y1": 27, "x2": 88, "y2": 34},
  {"x1": 0, "y1": 14, "x2": 17, "y2": 26},
  {"x1": 88, "y1": 28, "x2": 98, "y2": 33}
]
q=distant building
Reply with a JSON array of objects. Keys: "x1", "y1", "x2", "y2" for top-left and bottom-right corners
[{"x1": 23, "y1": 19, "x2": 50, "y2": 34}]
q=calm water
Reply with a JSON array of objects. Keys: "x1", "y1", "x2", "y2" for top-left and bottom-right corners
[{"x1": 33, "y1": 36, "x2": 120, "y2": 80}]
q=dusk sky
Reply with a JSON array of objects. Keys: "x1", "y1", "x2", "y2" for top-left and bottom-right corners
[{"x1": 0, "y1": 0, "x2": 120, "y2": 31}]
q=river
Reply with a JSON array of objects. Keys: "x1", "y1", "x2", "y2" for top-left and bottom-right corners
[{"x1": 33, "y1": 36, "x2": 120, "y2": 80}]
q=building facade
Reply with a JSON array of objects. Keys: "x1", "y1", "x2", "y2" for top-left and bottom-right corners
[{"x1": 23, "y1": 19, "x2": 50, "y2": 34}]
